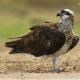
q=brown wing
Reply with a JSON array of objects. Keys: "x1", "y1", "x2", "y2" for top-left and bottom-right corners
[
  {"x1": 67, "y1": 35, "x2": 79, "y2": 52},
  {"x1": 5, "y1": 22, "x2": 66, "y2": 56},
  {"x1": 7, "y1": 22, "x2": 59, "y2": 39}
]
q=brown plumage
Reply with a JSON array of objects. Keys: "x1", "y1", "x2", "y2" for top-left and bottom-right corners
[
  {"x1": 5, "y1": 22, "x2": 66, "y2": 56},
  {"x1": 5, "y1": 21, "x2": 79, "y2": 57},
  {"x1": 5, "y1": 9, "x2": 80, "y2": 73},
  {"x1": 67, "y1": 35, "x2": 79, "y2": 52},
  {"x1": 5, "y1": 9, "x2": 79, "y2": 58}
]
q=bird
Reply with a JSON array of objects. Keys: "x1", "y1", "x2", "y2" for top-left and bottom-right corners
[{"x1": 5, "y1": 9, "x2": 79, "y2": 73}]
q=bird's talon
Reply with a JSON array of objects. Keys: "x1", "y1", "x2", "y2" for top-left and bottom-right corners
[{"x1": 56, "y1": 68, "x2": 61, "y2": 73}]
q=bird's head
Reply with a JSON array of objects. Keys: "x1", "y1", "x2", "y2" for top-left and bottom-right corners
[{"x1": 57, "y1": 9, "x2": 74, "y2": 25}]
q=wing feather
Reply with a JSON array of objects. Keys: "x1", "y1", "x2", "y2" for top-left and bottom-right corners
[{"x1": 5, "y1": 22, "x2": 66, "y2": 56}]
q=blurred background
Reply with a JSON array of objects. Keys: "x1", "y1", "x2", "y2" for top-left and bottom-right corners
[{"x1": 0, "y1": 0, "x2": 80, "y2": 41}]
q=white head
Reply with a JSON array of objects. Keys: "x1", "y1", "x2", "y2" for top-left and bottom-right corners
[
  {"x1": 57, "y1": 9, "x2": 74, "y2": 25},
  {"x1": 57, "y1": 9, "x2": 74, "y2": 17}
]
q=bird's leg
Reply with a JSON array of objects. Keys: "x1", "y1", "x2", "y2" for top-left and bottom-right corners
[
  {"x1": 53, "y1": 57, "x2": 62, "y2": 73},
  {"x1": 51, "y1": 38, "x2": 73, "y2": 73}
]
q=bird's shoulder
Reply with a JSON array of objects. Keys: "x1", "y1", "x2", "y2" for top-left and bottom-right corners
[
  {"x1": 15, "y1": 22, "x2": 60, "y2": 39},
  {"x1": 30, "y1": 21, "x2": 59, "y2": 30}
]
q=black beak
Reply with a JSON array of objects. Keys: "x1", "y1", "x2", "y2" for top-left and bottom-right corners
[{"x1": 56, "y1": 13, "x2": 61, "y2": 16}]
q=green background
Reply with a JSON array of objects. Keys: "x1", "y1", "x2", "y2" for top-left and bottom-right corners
[{"x1": 0, "y1": 0, "x2": 80, "y2": 41}]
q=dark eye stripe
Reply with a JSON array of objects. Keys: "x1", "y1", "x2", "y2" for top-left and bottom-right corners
[
  {"x1": 66, "y1": 12, "x2": 71, "y2": 15},
  {"x1": 61, "y1": 10, "x2": 65, "y2": 13},
  {"x1": 61, "y1": 10, "x2": 71, "y2": 15}
]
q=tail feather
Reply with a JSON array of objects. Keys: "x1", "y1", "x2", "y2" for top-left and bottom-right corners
[
  {"x1": 5, "y1": 40, "x2": 20, "y2": 48},
  {"x1": 5, "y1": 39, "x2": 26, "y2": 53}
]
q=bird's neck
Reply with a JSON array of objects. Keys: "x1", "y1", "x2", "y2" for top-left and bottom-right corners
[{"x1": 58, "y1": 18, "x2": 73, "y2": 33}]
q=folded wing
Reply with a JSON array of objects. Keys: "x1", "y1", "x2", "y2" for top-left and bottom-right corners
[{"x1": 5, "y1": 22, "x2": 66, "y2": 56}]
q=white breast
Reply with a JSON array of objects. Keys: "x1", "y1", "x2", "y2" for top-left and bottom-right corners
[{"x1": 58, "y1": 17, "x2": 73, "y2": 34}]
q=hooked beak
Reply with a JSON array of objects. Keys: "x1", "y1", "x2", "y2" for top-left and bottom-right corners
[{"x1": 56, "y1": 13, "x2": 61, "y2": 17}]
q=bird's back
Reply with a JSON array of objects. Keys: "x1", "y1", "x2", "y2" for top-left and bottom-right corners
[{"x1": 5, "y1": 22, "x2": 66, "y2": 56}]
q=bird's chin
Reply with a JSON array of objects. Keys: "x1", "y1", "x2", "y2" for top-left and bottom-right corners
[{"x1": 62, "y1": 15, "x2": 69, "y2": 20}]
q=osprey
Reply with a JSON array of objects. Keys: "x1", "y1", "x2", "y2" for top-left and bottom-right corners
[{"x1": 5, "y1": 9, "x2": 79, "y2": 72}]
